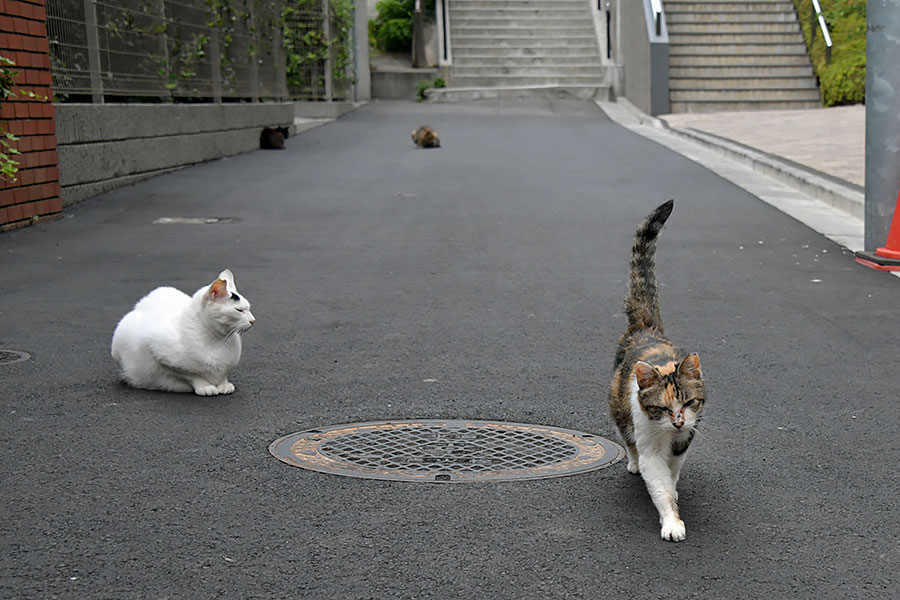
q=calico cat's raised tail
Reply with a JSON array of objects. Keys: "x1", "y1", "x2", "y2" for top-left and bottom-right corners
[{"x1": 608, "y1": 200, "x2": 705, "y2": 542}]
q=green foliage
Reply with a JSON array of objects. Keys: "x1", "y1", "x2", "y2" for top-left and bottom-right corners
[
  {"x1": 415, "y1": 79, "x2": 432, "y2": 101},
  {"x1": 284, "y1": 0, "x2": 357, "y2": 99},
  {"x1": 415, "y1": 77, "x2": 446, "y2": 101},
  {"x1": 372, "y1": 0, "x2": 414, "y2": 52},
  {"x1": 793, "y1": 0, "x2": 866, "y2": 106},
  {"x1": 0, "y1": 55, "x2": 21, "y2": 181}
]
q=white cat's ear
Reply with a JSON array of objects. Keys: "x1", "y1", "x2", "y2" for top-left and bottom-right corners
[
  {"x1": 677, "y1": 353, "x2": 702, "y2": 380},
  {"x1": 208, "y1": 278, "x2": 229, "y2": 300},
  {"x1": 634, "y1": 362, "x2": 659, "y2": 390},
  {"x1": 218, "y1": 269, "x2": 235, "y2": 284}
]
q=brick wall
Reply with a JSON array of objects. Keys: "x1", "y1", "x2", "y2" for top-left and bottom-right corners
[{"x1": 0, "y1": 0, "x2": 60, "y2": 232}]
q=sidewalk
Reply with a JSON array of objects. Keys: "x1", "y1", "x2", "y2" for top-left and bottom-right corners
[{"x1": 660, "y1": 104, "x2": 865, "y2": 189}]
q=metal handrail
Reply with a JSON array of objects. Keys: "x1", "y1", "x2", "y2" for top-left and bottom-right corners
[
  {"x1": 436, "y1": 0, "x2": 452, "y2": 66},
  {"x1": 810, "y1": 0, "x2": 833, "y2": 63},
  {"x1": 650, "y1": 0, "x2": 663, "y2": 36}
]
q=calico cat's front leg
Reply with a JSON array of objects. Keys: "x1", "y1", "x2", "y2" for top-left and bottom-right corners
[{"x1": 638, "y1": 454, "x2": 686, "y2": 542}]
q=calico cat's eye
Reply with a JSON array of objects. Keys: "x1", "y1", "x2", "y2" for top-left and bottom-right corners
[{"x1": 231, "y1": 293, "x2": 240, "y2": 301}]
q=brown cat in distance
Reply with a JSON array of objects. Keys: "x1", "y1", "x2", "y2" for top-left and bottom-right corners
[{"x1": 412, "y1": 125, "x2": 440, "y2": 148}]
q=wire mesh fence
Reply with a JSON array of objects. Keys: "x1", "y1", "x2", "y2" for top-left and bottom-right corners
[{"x1": 46, "y1": 0, "x2": 356, "y2": 102}]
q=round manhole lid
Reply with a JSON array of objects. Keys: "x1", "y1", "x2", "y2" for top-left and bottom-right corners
[
  {"x1": 0, "y1": 349, "x2": 30, "y2": 365},
  {"x1": 269, "y1": 420, "x2": 624, "y2": 483}
]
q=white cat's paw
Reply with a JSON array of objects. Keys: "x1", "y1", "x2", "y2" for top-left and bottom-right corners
[
  {"x1": 627, "y1": 460, "x2": 640, "y2": 474},
  {"x1": 216, "y1": 382, "x2": 235, "y2": 395},
  {"x1": 194, "y1": 384, "x2": 220, "y2": 396},
  {"x1": 660, "y1": 518, "x2": 686, "y2": 542}
]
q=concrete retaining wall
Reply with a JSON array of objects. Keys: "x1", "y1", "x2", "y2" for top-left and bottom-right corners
[{"x1": 55, "y1": 103, "x2": 295, "y2": 206}]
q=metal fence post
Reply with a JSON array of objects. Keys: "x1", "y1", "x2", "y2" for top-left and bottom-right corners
[
  {"x1": 322, "y1": 0, "x2": 333, "y2": 101},
  {"x1": 82, "y1": 0, "x2": 103, "y2": 103}
]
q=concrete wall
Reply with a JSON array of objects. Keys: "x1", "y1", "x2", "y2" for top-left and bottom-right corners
[
  {"x1": 618, "y1": 0, "x2": 668, "y2": 116},
  {"x1": 55, "y1": 103, "x2": 294, "y2": 207}
]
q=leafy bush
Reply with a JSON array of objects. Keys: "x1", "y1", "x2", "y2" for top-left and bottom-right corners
[
  {"x1": 793, "y1": 0, "x2": 866, "y2": 106},
  {"x1": 372, "y1": 0, "x2": 413, "y2": 52}
]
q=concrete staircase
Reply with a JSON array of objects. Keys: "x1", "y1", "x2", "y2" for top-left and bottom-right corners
[
  {"x1": 437, "y1": 0, "x2": 607, "y2": 100},
  {"x1": 664, "y1": 0, "x2": 821, "y2": 112}
]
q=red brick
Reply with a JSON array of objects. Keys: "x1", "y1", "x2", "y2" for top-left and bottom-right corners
[
  {"x1": 14, "y1": 102, "x2": 29, "y2": 118},
  {"x1": 21, "y1": 35, "x2": 36, "y2": 52},
  {"x1": 0, "y1": 207, "x2": 7, "y2": 224},
  {"x1": 34, "y1": 36, "x2": 47, "y2": 54},
  {"x1": 0, "y1": 103, "x2": 15, "y2": 119},
  {"x1": 13, "y1": 187, "x2": 27, "y2": 203},
  {"x1": 0, "y1": 16, "x2": 14, "y2": 32},
  {"x1": 23, "y1": 121, "x2": 37, "y2": 135},
  {"x1": 35, "y1": 198, "x2": 48, "y2": 214},
  {"x1": 7, "y1": 203, "x2": 22, "y2": 221},
  {"x1": 5, "y1": 120, "x2": 24, "y2": 136},
  {"x1": 20, "y1": 199, "x2": 36, "y2": 217},
  {"x1": 47, "y1": 196, "x2": 61, "y2": 212},
  {"x1": 18, "y1": 168, "x2": 33, "y2": 185},
  {"x1": 35, "y1": 120, "x2": 52, "y2": 135},
  {"x1": 12, "y1": 17, "x2": 27, "y2": 34},
  {"x1": 32, "y1": 4, "x2": 45, "y2": 21},
  {"x1": 26, "y1": 20, "x2": 42, "y2": 37},
  {"x1": 16, "y1": 136, "x2": 31, "y2": 152},
  {"x1": 45, "y1": 166, "x2": 58, "y2": 182},
  {"x1": 22, "y1": 152, "x2": 39, "y2": 168},
  {"x1": 0, "y1": 189, "x2": 14, "y2": 207}
]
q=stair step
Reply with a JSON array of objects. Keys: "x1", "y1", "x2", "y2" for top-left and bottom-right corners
[
  {"x1": 454, "y1": 55, "x2": 603, "y2": 66},
  {"x1": 670, "y1": 76, "x2": 818, "y2": 90},
  {"x1": 666, "y1": 11, "x2": 797, "y2": 22},
  {"x1": 452, "y1": 36, "x2": 598, "y2": 47},
  {"x1": 453, "y1": 65, "x2": 603, "y2": 77},
  {"x1": 452, "y1": 45, "x2": 600, "y2": 57},
  {"x1": 668, "y1": 43, "x2": 808, "y2": 55},
  {"x1": 450, "y1": 0, "x2": 590, "y2": 7},
  {"x1": 428, "y1": 85, "x2": 607, "y2": 102},
  {"x1": 663, "y1": 1, "x2": 797, "y2": 12},
  {"x1": 669, "y1": 65, "x2": 813, "y2": 77},
  {"x1": 450, "y1": 26, "x2": 596, "y2": 37},
  {"x1": 668, "y1": 21, "x2": 799, "y2": 33},
  {"x1": 670, "y1": 88, "x2": 820, "y2": 101},
  {"x1": 450, "y1": 15, "x2": 591, "y2": 25},
  {"x1": 451, "y1": 8, "x2": 590, "y2": 18},
  {"x1": 669, "y1": 99, "x2": 821, "y2": 113},
  {"x1": 451, "y1": 75, "x2": 607, "y2": 87},
  {"x1": 669, "y1": 53, "x2": 811, "y2": 66},
  {"x1": 669, "y1": 32, "x2": 801, "y2": 44}
]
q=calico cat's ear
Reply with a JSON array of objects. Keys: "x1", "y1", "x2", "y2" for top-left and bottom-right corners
[
  {"x1": 208, "y1": 278, "x2": 229, "y2": 300},
  {"x1": 677, "y1": 353, "x2": 702, "y2": 380},
  {"x1": 634, "y1": 361, "x2": 660, "y2": 390}
]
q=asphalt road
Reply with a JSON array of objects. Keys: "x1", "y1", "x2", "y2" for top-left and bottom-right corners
[{"x1": 1, "y1": 99, "x2": 898, "y2": 599}]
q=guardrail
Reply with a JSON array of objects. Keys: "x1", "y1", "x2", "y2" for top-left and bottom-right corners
[
  {"x1": 436, "y1": 0, "x2": 452, "y2": 66},
  {"x1": 810, "y1": 0, "x2": 833, "y2": 63}
]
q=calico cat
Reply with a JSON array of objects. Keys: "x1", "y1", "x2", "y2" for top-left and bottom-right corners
[
  {"x1": 111, "y1": 269, "x2": 255, "y2": 396},
  {"x1": 260, "y1": 126, "x2": 289, "y2": 150},
  {"x1": 411, "y1": 125, "x2": 440, "y2": 148},
  {"x1": 608, "y1": 200, "x2": 705, "y2": 542}
]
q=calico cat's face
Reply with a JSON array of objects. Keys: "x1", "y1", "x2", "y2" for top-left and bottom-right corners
[
  {"x1": 634, "y1": 354, "x2": 704, "y2": 432},
  {"x1": 205, "y1": 269, "x2": 255, "y2": 333}
]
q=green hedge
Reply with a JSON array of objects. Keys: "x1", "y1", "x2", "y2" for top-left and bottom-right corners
[{"x1": 793, "y1": 0, "x2": 866, "y2": 106}]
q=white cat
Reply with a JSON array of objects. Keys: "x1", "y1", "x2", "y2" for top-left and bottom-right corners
[{"x1": 111, "y1": 269, "x2": 255, "y2": 396}]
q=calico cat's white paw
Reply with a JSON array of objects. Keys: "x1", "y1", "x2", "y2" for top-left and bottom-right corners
[
  {"x1": 627, "y1": 460, "x2": 640, "y2": 474},
  {"x1": 660, "y1": 518, "x2": 686, "y2": 542},
  {"x1": 216, "y1": 382, "x2": 235, "y2": 394}
]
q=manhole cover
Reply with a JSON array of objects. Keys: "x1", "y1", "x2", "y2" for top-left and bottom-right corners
[
  {"x1": 269, "y1": 420, "x2": 624, "y2": 483},
  {"x1": 0, "y1": 349, "x2": 30, "y2": 365}
]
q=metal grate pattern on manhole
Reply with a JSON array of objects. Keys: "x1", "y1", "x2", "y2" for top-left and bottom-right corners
[
  {"x1": 269, "y1": 420, "x2": 624, "y2": 483},
  {"x1": 0, "y1": 350, "x2": 30, "y2": 365}
]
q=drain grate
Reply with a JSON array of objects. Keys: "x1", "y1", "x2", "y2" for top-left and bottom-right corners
[
  {"x1": 0, "y1": 349, "x2": 30, "y2": 365},
  {"x1": 269, "y1": 420, "x2": 623, "y2": 483}
]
